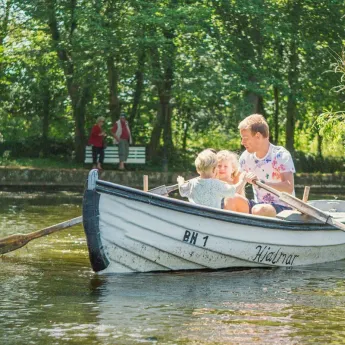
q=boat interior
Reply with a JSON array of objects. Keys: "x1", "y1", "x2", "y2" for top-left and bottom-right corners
[{"x1": 277, "y1": 200, "x2": 345, "y2": 223}]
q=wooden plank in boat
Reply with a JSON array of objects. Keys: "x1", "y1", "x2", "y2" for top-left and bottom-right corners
[
  {"x1": 276, "y1": 210, "x2": 322, "y2": 223},
  {"x1": 277, "y1": 210, "x2": 345, "y2": 223}
]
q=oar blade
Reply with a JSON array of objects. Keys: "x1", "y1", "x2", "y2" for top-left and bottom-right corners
[
  {"x1": 0, "y1": 234, "x2": 30, "y2": 255},
  {"x1": 0, "y1": 216, "x2": 83, "y2": 255}
]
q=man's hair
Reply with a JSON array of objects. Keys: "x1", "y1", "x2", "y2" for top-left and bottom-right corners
[
  {"x1": 216, "y1": 150, "x2": 240, "y2": 178},
  {"x1": 96, "y1": 116, "x2": 105, "y2": 123},
  {"x1": 195, "y1": 149, "x2": 218, "y2": 173},
  {"x1": 238, "y1": 114, "x2": 269, "y2": 138}
]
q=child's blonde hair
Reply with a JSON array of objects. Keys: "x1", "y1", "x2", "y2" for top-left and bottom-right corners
[
  {"x1": 195, "y1": 149, "x2": 217, "y2": 173},
  {"x1": 216, "y1": 150, "x2": 240, "y2": 179}
]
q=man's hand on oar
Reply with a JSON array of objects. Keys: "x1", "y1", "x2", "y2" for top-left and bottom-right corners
[{"x1": 0, "y1": 216, "x2": 82, "y2": 255}]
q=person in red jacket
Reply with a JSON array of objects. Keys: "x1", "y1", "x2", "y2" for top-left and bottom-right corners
[
  {"x1": 111, "y1": 113, "x2": 132, "y2": 170},
  {"x1": 88, "y1": 116, "x2": 107, "y2": 170}
]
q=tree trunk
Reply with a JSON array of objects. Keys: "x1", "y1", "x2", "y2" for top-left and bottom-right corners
[
  {"x1": 129, "y1": 50, "x2": 145, "y2": 133},
  {"x1": 286, "y1": 37, "x2": 298, "y2": 152},
  {"x1": 47, "y1": 0, "x2": 90, "y2": 162},
  {"x1": 317, "y1": 133, "x2": 323, "y2": 158},
  {"x1": 285, "y1": 1, "x2": 301, "y2": 154},
  {"x1": 148, "y1": 26, "x2": 175, "y2": 163},
  {"x1": 257, "y1": 95, "x2": 265, "y2": 117},
  {"x1": 0, "y1": 0, "x2": 11, "y2": 88},
  {"x1": 106, "y1": 56, "x2": 121, "y2": 123},
  {"x1": 273, "y1": 86, "x2": 279, "y2": 144},
  {"x1": 286, "y1": 41, "x2": 298, "y2": 153},
  {"x1": 244, "y1": 91, "x2": 260, "y2": 115},
  {"x1": 0, "y1": 0, "x2": 11, "y2": 47},
  {"x1": 148, "y1": 94, "x2": 173, "y2": 162},
  {"x1": 41, "y1": 86, "x2": 50, "y2": 155},
  {"x1": 162, "y1": 59, "x2": 174, "y2": 157},
  {"x1": 182, "y1": 119, "x2": 189, "y2": 153},
  {"x1": 74, "y1": 83, "x2": 92, "y2": 161},
  {"x1": 148, "y1": 105, "x2": 164, "y2": 160},
  {"x1": 286, "y1": 91, "x2": 296, "y2": 153}
]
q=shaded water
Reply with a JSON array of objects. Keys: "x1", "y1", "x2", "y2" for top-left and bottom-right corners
[{"x1": 1, "y1": 191, "x2": 345, "y2": 345}]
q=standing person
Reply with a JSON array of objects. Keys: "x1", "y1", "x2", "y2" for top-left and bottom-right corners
[
  {"x1": 88, "y1": 116, "x2": 107, "y2": 170},
  {"x1": 177, "y1": 149, "x2": 247, "y2": 209},
  {"x1": 111, "y1": 113, "x2": 132, "y2": 170},
  {"x1": 216, "y1": 150, "x2": 245, "y2": 196},
  {"x1": 224, "y1": 114, "x2": 296, "y2": 217}
]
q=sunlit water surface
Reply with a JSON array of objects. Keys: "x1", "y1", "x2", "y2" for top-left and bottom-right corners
[{"x1": 1, "y1": 191, "x2": 345, "y2": 345}]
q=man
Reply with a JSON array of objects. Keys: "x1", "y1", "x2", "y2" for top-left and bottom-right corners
[
  {"x1": 224, "y1": 114, "x2": 295, "y2": 217},
  {"x1": 111, "y1": 113, "x2": 132, "y2": 170}
]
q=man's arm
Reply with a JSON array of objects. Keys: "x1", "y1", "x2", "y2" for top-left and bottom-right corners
[
  {"x1": 267, "y1": 171, "x2": 294, "y2": 194},
  {"x1": 245, "y1": 171, "x2": 294, "y2": 194}
]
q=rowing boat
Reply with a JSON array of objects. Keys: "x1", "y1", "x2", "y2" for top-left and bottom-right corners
[{"x1": 82, "y1": 170, "x2": 345, "y2": 274}]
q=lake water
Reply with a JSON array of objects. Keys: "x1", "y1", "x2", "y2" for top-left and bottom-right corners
[{"x1": 1, "y1": 190, "x2": 345, "y2": 345}]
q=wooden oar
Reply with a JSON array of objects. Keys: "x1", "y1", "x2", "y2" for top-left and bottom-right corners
[
  {"x1": 0, "y1": 216, "x2": 82, "y2": 255},
  {"x1": 148, "y1": 183, "x2": 179, "y2": 196},
  {"x1": 148, "y1": 177, "x2": 197, "y2": 196},
  {"x1": 255, "y1": 181, "x2": 345, "y2": 231}
]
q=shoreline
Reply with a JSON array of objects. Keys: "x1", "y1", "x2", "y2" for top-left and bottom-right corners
[{"x1": 0, "y1": 167, "x2": 344, "y2": 192}]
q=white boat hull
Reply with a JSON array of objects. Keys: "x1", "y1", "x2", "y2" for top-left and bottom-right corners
[{"x1": 83, "y1": 170, "x2": 345, "y2": 274}]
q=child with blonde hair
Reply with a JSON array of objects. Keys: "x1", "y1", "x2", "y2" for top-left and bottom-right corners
[
  {"x1": 216, "y1": 150, "x2": 245, "y2": 196},
  {"x1": 177, "y1": 149, "x2": 247, "y2": 209}
]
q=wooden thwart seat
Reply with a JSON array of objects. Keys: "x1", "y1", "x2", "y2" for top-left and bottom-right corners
[
  {"x1": 277, "y1": 209, "x2": 345, "y2": 224},
  {"x1": 84, "y1": 145, "x2": 146, "y2": 164}
]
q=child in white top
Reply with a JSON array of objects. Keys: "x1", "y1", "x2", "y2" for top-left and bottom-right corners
[
  {"x1": 177, "y1": 149, "x2": 247, "y2": 209},
  {"x1": 216, "y1": 150, "x2": 245, "y2": 196}
]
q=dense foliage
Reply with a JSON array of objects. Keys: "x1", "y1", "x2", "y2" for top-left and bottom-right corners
[{"x1": 1, "y1": 0, "x2": 344, "y2": 171}]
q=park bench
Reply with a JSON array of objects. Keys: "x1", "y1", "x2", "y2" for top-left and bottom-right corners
[{"x1": 84, "y1": 145, "x2": 146, "y2": 165}]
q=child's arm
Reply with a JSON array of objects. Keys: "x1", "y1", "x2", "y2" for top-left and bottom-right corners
[
  {"x1": 177, "y1": 176, "x2": 185, "y2": 186},
  {"x1": 234, "y1": 172, "x2": 247, "y2": 195},
  {"x1": 219, "y1": 174, "x2": 246, "y2": 198},
  {"x1": 177, "y1": 176, "x2": 191, "y2": 198}
]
